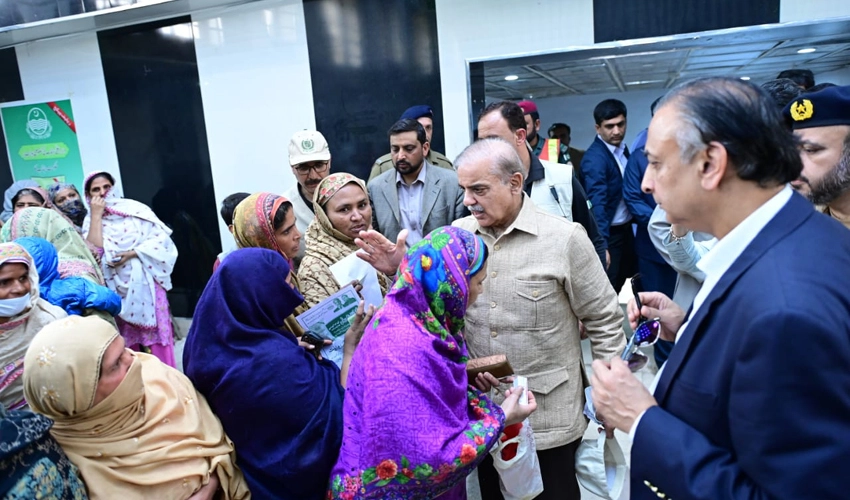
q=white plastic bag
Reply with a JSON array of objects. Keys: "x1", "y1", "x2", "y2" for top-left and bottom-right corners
[
  {"x1": 491, "y1": 419, "x2": 544, "y2": 500},
  {"x1": 575, "y1": 433, "x2": 629, "y2": 500}
]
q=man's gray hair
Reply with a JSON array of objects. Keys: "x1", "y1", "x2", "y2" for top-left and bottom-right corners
[
  {"x1": 454, "y1": 137, "x2": 525, "y2": 184},
  {"x1": 654, "y1": 77, "x2": 802, "y2": 186}
]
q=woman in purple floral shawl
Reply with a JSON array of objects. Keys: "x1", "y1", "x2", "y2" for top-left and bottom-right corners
[{"x1": 328, "y1": 227, "x2": 535, "y2": 499}]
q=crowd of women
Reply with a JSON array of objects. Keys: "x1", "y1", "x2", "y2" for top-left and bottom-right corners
[{"x1": 0, "y1": 172, "x2": 536, "y2": 499}]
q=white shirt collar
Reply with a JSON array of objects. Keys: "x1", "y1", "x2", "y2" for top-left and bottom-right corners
[
  {"x1": 598, "y1": 134, "x2": 624, "y2": 156},
  {"x1": 396, "y1": 161, "x2": 428, "y2": 187},
  {"x1": 697, "y1": 185, "x2": 793, "y2": 280}
]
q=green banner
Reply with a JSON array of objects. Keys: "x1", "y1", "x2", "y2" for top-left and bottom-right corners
[{"x1": 1, "y1": 100, "x2": 84, "y2": 190}]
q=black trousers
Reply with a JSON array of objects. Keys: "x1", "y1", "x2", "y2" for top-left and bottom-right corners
[
  {"x1": 606, "y1": 223, "x2": 638, "y2": 293},
  {"x1": 477, "y1": 439, "x2": 582, "y2": 500}
]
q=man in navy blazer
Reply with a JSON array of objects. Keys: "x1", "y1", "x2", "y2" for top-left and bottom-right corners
[
  {"x1": 592, "y1": 77, "x2": 850, "y2": 499},
  {"x1": 581, "y1": 99, "x2": 638, "y2": 291}
]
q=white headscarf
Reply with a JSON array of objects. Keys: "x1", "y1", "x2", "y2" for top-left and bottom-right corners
[{"x1": 82, "y1": 174, "x2": 177, "y2": 327}]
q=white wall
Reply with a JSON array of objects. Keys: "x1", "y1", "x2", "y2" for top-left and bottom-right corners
[
  {"x1": 434, "y1": 0, "x2": 596, "y2": 160},
  {"x1": 192, "y1": 0, "x2": 315, "y2": 248},
  {"x1": 781, "y1": 1, "x2": 850, "y2": 22},
  {"x1": 11, "y1": 33, "x2": 123, "y2": 190},
  {"x1": 816, "y1": 67, "x2": 850, "y2": 86},
  {"x1": 534, "y1": 88, "x2": 662, "y2": 154}
]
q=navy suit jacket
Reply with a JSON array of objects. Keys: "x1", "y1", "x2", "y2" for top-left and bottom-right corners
[
  {"x1": 581, "y1": 136, "x2": 627, "y2": 243},
  {"x1": 623, "y1": 135, "x2": 665, "y2": 264},
  {"x1": 631, "y1": 193, "x2": 850, "y2": 500}
]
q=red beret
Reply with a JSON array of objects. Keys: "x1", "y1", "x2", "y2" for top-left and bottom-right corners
[{"x1": 517, "y1": 100, "x2": 538, "y2": 114}]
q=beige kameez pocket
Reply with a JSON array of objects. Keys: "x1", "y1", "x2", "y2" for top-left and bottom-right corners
[{"x1": 514, "y1": 279, "x2": 559, "y2": 330}]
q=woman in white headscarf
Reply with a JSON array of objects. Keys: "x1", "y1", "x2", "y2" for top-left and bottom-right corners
[{"x1": 82, "y1": 171, "x2": 178, "y2": 367}]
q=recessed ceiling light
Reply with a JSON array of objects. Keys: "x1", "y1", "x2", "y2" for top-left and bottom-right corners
[
  {"x1": 797, "y1": 47, "x2": 816, "y2": 54},
  {"x1": 740, "y1": 76, "x2": 751, "y2": 81},
  {"x1": 504, "y1": 75, "x2": 519, "y2": 81}
]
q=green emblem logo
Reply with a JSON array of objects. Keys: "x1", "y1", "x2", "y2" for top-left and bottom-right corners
[{"x1": 301, "y1": 139, "x2": 315, "y2": 152}]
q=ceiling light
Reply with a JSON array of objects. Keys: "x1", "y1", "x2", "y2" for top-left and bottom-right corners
[
  {"x1": 740, "y1": 76, "x2": 751, "y2": 81},
  {"x1": 504, "y1": 75, "x2": 519, "y2": 81},
  {"x1": 626, "y1": 79, "x2": 664, "y2": 85},
  {"x1": 797, "y1": 48, "x2": 816, "y2": 54}
]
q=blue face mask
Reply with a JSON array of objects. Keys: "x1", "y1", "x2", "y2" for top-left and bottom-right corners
[{"x1": 0, "y1": 294, "x2": 30, "y2": 317}]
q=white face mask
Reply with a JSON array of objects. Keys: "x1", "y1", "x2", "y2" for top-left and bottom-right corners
[{"x1": 0, "y1": 294, "x2": 30, "y2": 317}]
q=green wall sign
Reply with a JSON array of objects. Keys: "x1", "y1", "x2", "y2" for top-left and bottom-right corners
[{"x1": 1, "y1": 100, "x2": 84, "y2": 190}]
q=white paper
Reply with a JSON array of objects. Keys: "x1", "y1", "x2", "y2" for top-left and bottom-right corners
[
  {"x1": 296, "y1": 284, "x2": 360, "y2": 367},
  {"x1": 329, "y1": 252, "x2": 385, "y2": 310}
]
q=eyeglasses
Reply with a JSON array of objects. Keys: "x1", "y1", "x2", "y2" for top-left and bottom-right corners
[
  {"x1": 620, "y1": 274, "x2": 661, "y2": 372},
  {"x1": 294, "y1": 162, "x2": 329, "y2": 175}
]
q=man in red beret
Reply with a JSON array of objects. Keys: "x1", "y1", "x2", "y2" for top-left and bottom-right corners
[{"x1": 518, "y1": 100, "x2": 574, "y2": 168}]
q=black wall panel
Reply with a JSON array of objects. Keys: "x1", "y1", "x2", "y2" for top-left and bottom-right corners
[
  {"x1": 469, "y1": 62, "x2": 486, "y2": 141},
  {"x1": 0, "y1": 118, "x2": 15, "y2": 194},
  {"x1": 0, "y1": 48, "x2": 24, "y2": 104},
  {"x1": 98, "y1": 17, "x2": 219, "y2": 317},
  {"x1": 0, "y1": 47, "x2": 22, "y2": 191},
  {"x1": 303, "y1": 0, "x2": 445, "y2": 179},
  {"x1": 593, "y1": 0, "x2": 780, "y2": 43}
]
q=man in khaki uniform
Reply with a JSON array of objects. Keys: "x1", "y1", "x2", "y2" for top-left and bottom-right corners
[
  {"x1": 784, "y1": 85, "x2": 850, "y2": 230},
  {"x1": 367, "y1": 105, "x2": 453, "y2": 182},
  {"x1": 453, "y1": 138, "x2": 625, "y2": 500}
]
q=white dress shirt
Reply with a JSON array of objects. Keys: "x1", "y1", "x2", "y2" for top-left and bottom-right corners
[
  {"x1": 396, "y1": 162, "x2": 427, "y2": 246},
  {"x1": 601, "y1": 135, "x2": 631, "y2": 225},
  {"x1": 628, "y1": 185, "x2": 794, "y2": 439}
]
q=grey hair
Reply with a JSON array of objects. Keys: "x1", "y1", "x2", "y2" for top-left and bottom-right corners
[
  {"x1": 454, "y1": 137, "x2": 525, "y2": 184},
  {"x1": 654, "y1": 77, "x2": 802, "y2": 186},
  {"x1": 674, "y1": 116, "x2": 706, "y2": 164}
]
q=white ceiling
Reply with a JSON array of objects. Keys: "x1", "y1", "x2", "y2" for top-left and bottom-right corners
[{"x1": 484, "y1": 20, "x2": 850, "y2": 100}]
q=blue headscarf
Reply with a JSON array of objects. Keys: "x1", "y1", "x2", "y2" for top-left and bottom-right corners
[
  {"x1": 183, "y1": 248, "x2": 345, "y2": 500},
  {"x1": 15, "y1": 237, "x2": 121, "y2": 317}
]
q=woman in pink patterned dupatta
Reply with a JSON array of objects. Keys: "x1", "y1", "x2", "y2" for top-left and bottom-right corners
[
  {"x1": 328, "y1": 227, "x2": 536, "y2": 499},
  {"x1": 82, "y1": 171, "x2": 178, "y2": 367}
]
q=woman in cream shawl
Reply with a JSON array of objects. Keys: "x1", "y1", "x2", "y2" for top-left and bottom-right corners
[
  {"x1": 1, "y1": 207, "x2": 105, "y2": 285},
  {"x1": 297, "y1": 173, "x2": 390, "y2": 307},
  {"x1": 82, "y1": 171, "x2": 178, "y2": 367},
  {"x1": 23, "y1": 315, "x2": 250, "y2": 500},
  {"x1": 0, "y1": 242, "x2": 67, "y2": 411}
]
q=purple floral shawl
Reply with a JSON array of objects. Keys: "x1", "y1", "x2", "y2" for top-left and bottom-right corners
[{"x1": 328, "y1": 227, "x2": 504, "y2": 500}]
